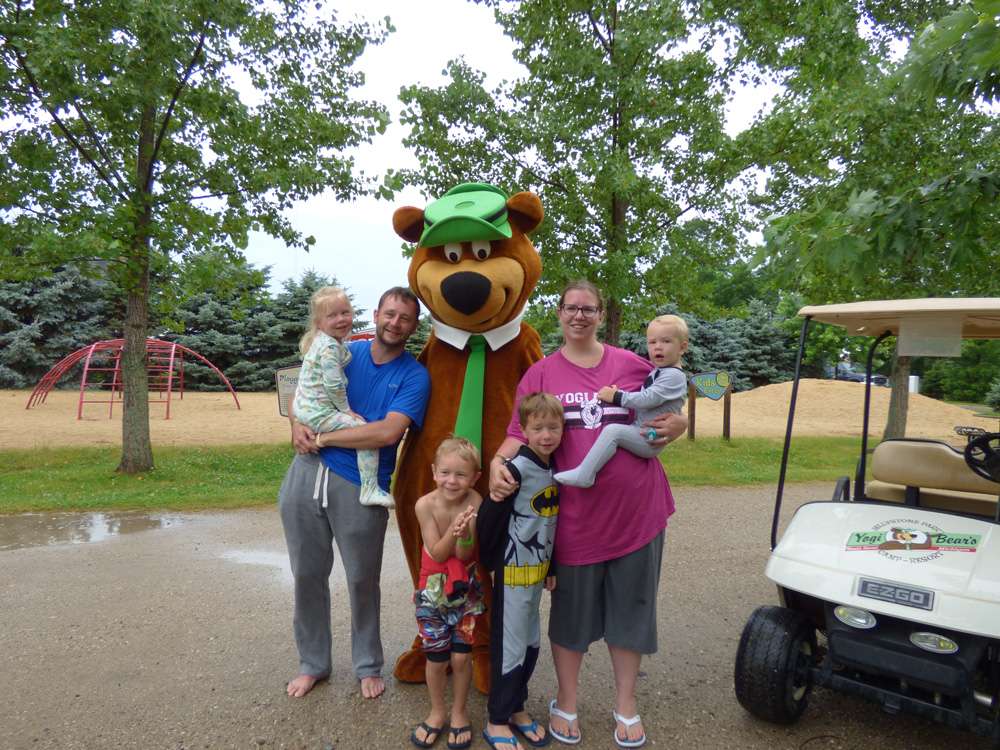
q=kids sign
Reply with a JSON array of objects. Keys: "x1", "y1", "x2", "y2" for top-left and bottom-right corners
[{"x1": 689, "y1": 371, "x2": 732, "y2": 401}]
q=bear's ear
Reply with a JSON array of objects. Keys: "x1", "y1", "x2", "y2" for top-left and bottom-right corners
[
  {"x1": 393, "y1": 206, "x2": 425, "y2": 243},
  {"x1": 507, "y1": 192, "x2": 544, "y2": 235}
]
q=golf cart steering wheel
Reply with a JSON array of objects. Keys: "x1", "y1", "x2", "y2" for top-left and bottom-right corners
[{"x1": 964, "y1": 432, "x2": 1000, "y2": 484}]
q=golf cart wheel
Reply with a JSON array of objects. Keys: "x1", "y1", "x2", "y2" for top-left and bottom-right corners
[{"x1": 734, "y1": 605, "x2": 816, "y2": 724}]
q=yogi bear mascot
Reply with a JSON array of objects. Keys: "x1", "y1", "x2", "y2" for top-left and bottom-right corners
[{"x1": 392, "y1": 183, "x2": 544, "y2": 694}]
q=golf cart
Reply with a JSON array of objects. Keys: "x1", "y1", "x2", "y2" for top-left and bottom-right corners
[{"x1": 733, "y1": 298, "x2": 1000, "y2": 747}]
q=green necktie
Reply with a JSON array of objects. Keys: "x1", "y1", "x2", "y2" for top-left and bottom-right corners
[{"x1": 453, "y1": 334, "x2": 486, "y2": 454}]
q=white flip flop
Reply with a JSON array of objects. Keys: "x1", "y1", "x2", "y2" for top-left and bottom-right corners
[
  {"x1": 612, "y1": 711, "x2": 646, "y2": 749},
  {"x1": 548, "y1": 700, "x2": 581, "y2": 745}
]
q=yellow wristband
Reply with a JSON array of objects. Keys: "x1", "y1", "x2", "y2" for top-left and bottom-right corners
[{"x1": 315, "y1": 433, "x2": 323, "y2": 448}]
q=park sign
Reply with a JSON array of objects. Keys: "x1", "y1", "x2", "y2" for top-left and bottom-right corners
[
  {"x1": 275, "y1": 366, "x2": 299, "y2": 417},
  {"x1": 689, "y1": 371, "x2": 732, "y2": 401}
]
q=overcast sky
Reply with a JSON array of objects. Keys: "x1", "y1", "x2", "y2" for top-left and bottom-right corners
[{"x1": 240, "y1": 1, "x2": 775, "y2": 319}]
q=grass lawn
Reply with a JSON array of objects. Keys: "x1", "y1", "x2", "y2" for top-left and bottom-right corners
[
  {"x1": 0, "y1": 436, "x2": 866, "y2": 514},
  {"x1": 0, "y1": 445, "x2": 290, "y2": 514}
]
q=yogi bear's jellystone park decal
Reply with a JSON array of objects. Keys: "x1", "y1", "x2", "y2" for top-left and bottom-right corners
[{"x1": 845, "y1": 518, "x2": 981, "y2": 563}]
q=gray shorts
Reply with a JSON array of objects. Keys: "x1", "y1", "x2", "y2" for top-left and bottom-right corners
[{"x1": 548, "y1": 530, "x2": 664, "y2": 654}]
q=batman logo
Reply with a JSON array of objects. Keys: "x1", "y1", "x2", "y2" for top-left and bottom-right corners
[{"x1": 531, "y1": 485, "x2": 559, "y2": 517}]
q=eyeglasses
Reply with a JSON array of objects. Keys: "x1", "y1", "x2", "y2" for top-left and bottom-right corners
[{"x1": 560, "y1": 304, "x2": 601, "y2": 318}]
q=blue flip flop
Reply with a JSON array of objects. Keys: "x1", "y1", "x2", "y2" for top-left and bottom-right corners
[
  {"x1": 482, "y1": 729, "x2": 519, "y2": 749},
  {"x1": 411, "y1": 722, "x2": 442, "y2": 748},
  {"x1": 447, "y1": 725, "x2": 472, "y2": 750},
  {"x1": 509, "y1": 718, "x2": 550, "y2": 747}
]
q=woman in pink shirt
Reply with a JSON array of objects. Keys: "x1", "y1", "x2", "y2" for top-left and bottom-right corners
[{"x1": 489, "y1": 281, "x2": 687, "y2": 749}]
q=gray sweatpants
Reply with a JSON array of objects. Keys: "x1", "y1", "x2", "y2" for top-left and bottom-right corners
[
  {"x1": 567, "y1": 422, "x2": 662, "y2": 486},
  {"x1": 278, "y1": 451, "x2": 389, "y2": 680}
]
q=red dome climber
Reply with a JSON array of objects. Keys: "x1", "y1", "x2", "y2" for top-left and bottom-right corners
[{"x1": 26, "y1": 339, "x2": 240, "y2": 420}]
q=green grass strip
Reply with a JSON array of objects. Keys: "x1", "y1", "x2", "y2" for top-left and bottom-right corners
[
  {"x1": 660, "y1": 436, "x2": 864, "y2": 487},
  {"x1": 0, "y1": 437, "x2": 867, "y2": 514},
  {"x1": 0, "y1": 445, "x2": 291, "y2": 514}
]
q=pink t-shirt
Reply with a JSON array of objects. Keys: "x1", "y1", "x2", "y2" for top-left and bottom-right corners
[{"x1": 506, "y1": 346, "x2": 675, "y2": 566}]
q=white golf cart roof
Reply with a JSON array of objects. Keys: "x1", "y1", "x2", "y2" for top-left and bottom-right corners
[{"x1": 798, "y1": 298, "x2": 1000, "y2": 341}]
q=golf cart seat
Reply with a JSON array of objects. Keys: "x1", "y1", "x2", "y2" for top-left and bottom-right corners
[{"x1": 865, "y1": 438, "x2": 1000, "y2": 516}]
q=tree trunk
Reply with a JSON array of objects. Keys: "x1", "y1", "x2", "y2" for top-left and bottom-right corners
[
  {"x1": 117, "y1": 105, "x2": 156, "y2": 474},
  {"x1": 604, "y1": 193, "x2": 627, "y2": 347},
  {"x1": 882, "y1": 352, "x2": 910, "y2": 440},
  {"x1": 605, "y1": 297, "x2": 622, "y2": 347}
]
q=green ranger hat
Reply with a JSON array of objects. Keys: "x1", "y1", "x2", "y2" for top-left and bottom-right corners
[{"x1": 419, "y1": 183, "x2": 511, "y2": 248}]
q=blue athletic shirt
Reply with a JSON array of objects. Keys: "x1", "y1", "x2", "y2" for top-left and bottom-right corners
[{"x1": 318, "y1": 340, "x2": 430, "y2": 489}]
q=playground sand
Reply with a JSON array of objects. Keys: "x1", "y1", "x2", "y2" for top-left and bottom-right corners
[{"x1": 2, "y1": 380, "x2": 995, "y2": 452}]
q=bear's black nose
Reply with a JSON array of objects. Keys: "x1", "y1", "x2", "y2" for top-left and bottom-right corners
[{"x1": 441, "y1": 272, "x2": 492, "y2": 316}]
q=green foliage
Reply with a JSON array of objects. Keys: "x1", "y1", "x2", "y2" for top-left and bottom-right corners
[
  {"x1": 913, "y1": 341, "x2": 1000, "y2": 402},
  {"x1": 985, "y1": 376, "x2": 1000, "y2": 411},
  {"x1": 0, "y1": 266, "x2": 373, "y2": 391},
  {"x1": 0, "y1": 266, "x2": 111, "y2": 388},
  {"x1": 397, "y1": 0, "x2": 745, "y2": 343},
  {"x1": 775, "y1": 294, "x2": 893, "y2": 378},
  {"x1": 0, "y1": 0, "x2": 390, "y2": 294},
  {"x1": 698, "y1": 260, "x2": 782, "y2": 314},
  {"x1": 736, "y1": 300, "x2": 797, "y2": 387},
  {"x1": 762, "y1": 169, "x2": 1000, "y2": 293},
  {"x1": 898, "y1": 0, "x2": 1000, "y2": 105},
  {"x1": 161, "y1": 268, "x2": 368, "y2": 391},
  {"x1": 618, "y1": 301, "x2": 795, "y2": 390},
  {"x1": 731, "y1": 0, "x2": 1000, "y2": 439},
  {"x1": 405, "y1": 315, "x2": 432, "y2": 358},
  {"x1": 159, "y1": 261, "x2": 277, "y2": 391},
  {"x1": 742, "y1": 0, "x2": 1000, "y2": 300}
]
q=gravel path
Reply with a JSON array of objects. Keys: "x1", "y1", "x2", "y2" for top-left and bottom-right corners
[{"x1": 1, "y1": 484, "x2": 991, "y2": 750}]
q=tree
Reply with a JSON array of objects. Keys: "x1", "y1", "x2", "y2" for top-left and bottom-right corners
[
  {"x1": 775, "y1": 294, "x2": 894, "y2": 381},
  {"x1": 159, "y1": 255, "x2": 276, "y2": 391},
  {"x1": 161, "y1": 267, "x2": 366, "y2": 392},
  {"x1": 899, "y1": 0, "x2": 1000, "y2": 104},
  {"x1": 404, "y1": 315, "x2": 431, "y2": 359},
  {"x1": 735, "y1": 300, "x2": 796, "y2": 388},
  {"x1": 0, "y1": 265, "x2": 110, "y2": 388},
  {"x1": 0, "y1": 0, "x2": 391, "y2": 472},
  {"x1": 730, "y1": 0, "x2": 1000, "y2": 437},
  {"x1": 916, "y1": 341, "x2": 1000, "y2": 403},
  {"x1": 268, "y1": 269, "x2": 366, "y2": 358},
  {"x1": 397, "y1": 0, "x2": 744, "y2": 345},
  {"x1": 619, "y1": 302, "x2": 795, "y2": 391}
]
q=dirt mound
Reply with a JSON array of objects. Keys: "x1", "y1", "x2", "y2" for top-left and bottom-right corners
[
  {"x1": 2, "y1": 379, "x2": 996, "y2": 451},
  {"x1": 691, "y1": 379, "x2": 996, "y2": 441}
]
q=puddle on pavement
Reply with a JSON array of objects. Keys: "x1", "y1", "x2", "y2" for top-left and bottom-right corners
[
  {"x1": 219, "y1": 549, "x2": 290, "y2": 569},
  {"x1": 219, "y1": 549, "x2": 293, "y2": 585},
  {"x1": 0, "y1": 511, "x2": 180, "y2": 551}
]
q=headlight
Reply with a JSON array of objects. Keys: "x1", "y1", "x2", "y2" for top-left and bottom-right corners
[
  {"x1": 834, "y1": 605, "x2": 877, "y2": 629},
  {"x1": 910, "y1": 632, "x2": 959, "y2": 654}
]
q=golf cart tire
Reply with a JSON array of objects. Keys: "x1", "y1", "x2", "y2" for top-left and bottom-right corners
[{"x1": 734, "y1": 605, "x2": 816, "y2": 724}]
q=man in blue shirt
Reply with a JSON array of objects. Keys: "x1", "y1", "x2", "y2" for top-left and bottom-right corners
[{"x1": 280, "y1": 287, "x2": 431, "y2": 700}]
